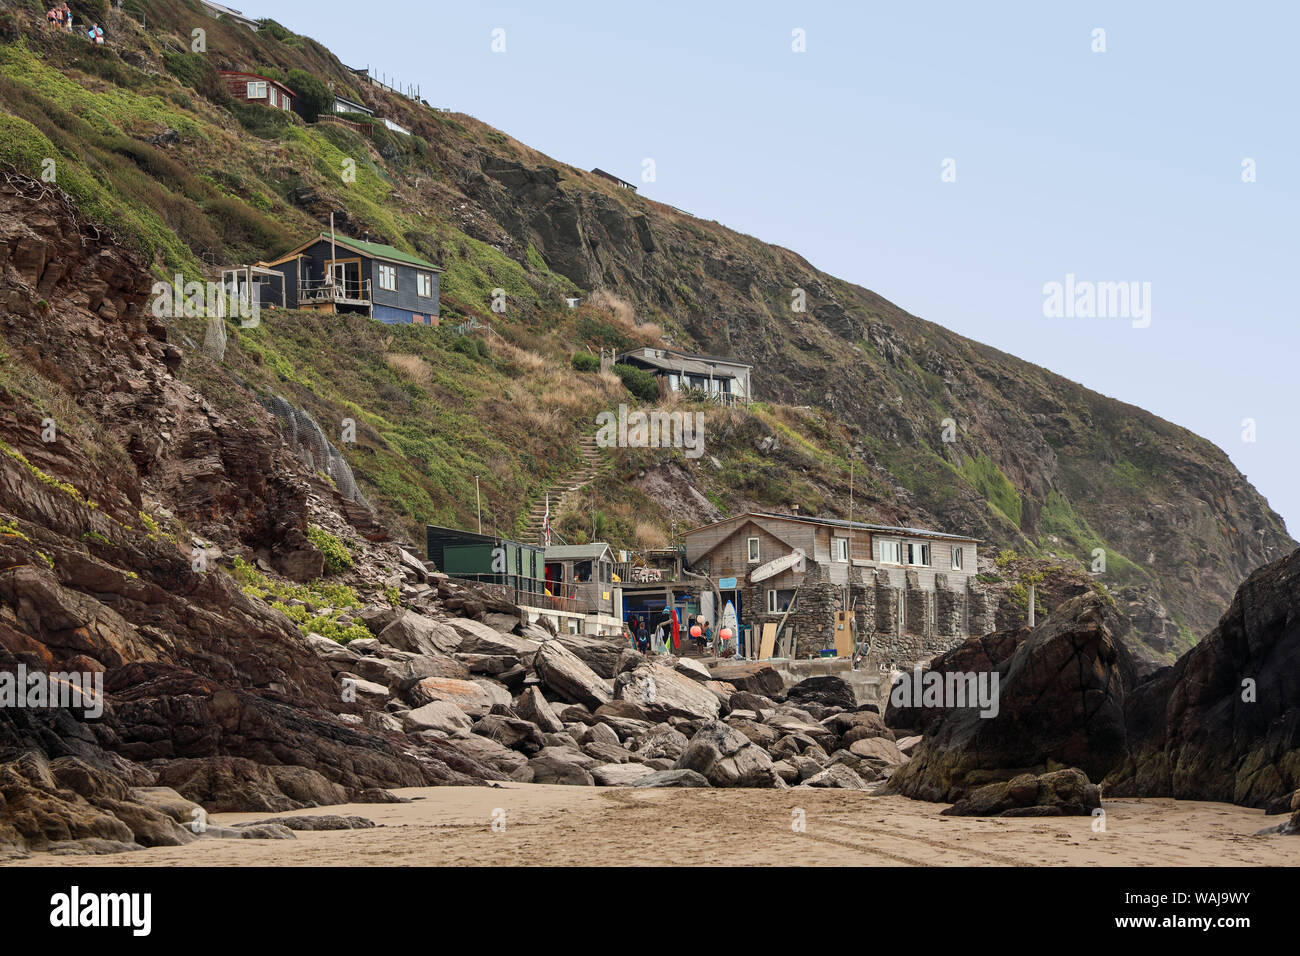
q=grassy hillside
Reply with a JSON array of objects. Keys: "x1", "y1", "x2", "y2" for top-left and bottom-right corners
[{"x1": 0, "y1": 0, "x2": 1291, "y2": 658}]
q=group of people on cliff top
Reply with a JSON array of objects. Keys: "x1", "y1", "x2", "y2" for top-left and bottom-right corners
[{"x1": 45, "y1": 4, "x2": 104, "y2": 44}]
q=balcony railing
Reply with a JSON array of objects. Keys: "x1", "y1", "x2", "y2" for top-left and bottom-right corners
[
  {"x1": 299, "y1": 277, "x2": 371, "y2": 307},
  {"x1": 449, "y1": 573, "x2": 583, "y2": 614}
]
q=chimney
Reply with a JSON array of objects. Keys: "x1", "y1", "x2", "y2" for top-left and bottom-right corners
[{"x1": 790, "y1": 503, "x2": 800, "y2": 516}]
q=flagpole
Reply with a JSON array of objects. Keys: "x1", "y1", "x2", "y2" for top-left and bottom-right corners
[{"x1": 476, "y1": 476, "x2": 481, "y2": 534}]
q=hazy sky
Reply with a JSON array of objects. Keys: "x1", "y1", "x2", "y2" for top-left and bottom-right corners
[{"x1": 252, "y1": 0, "x2": 1297, "y2": 534}]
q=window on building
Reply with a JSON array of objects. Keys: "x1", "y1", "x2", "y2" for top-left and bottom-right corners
[
  {"x1": 747, "y1": 537, "x2": 760, "y2": 563},
  {"x1": 952, "y1": 546, "x2": 964, "y2": 570},
  {"x1": 281, "y1": 96, "x2": 291, "y2": 111},
  {"x1": 246, "y1": 81, "x2": 267, "y2": 99},
  {"x1": 906, "y1": 542, "x2": 931, "y2": 567},
  {"x1": 767, "y1": 589, "x2": 796, "y2": 613},
  {"x1": 378, "y1": 264, "x2": 397, "y2": 291},
  {"x1": 879, "y1": 540, "x2": 902, "y2": 564},
  {"x1": 833, "y1": 537, "x2": 849, "y2": 562},
  {"x1": 268, "y1": 88, "x2": 277, "y2": 107},
  {"x1": 417, "y1": 272, "x2": 433, "y2": 298}
]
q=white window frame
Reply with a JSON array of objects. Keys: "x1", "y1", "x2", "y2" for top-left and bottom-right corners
[
  {"x1": 833, "y1": 537, "x2": 849, "y2": 562},
  {"x1": 767, "y1": 588, "x2": 795, "y2": 614},
  {"x1": 906, "y1": 542, "x2": 930, "y2": 567},
  {"x1": 951, "y1": 546, "x2": 964, "y2": 571},
  {"x1": 879, "y1": 539, "x2": 901, "y2": 565},
  {"x1": 246, "y1": 80, "x2": 267, "y2": 99},
  {"x1": 747, "y1": 537, "x2": 760, "y2": 563},
  {"x1": 378, "y1": 264, "x2": 397, "y2": 291},
  {"x1": 417, "y1": 272, "x2": 433, "y2": 298}
]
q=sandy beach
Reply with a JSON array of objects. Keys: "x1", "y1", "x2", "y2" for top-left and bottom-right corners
[{"x1": 8, "y1": 785, "x2": 1296, "y2": 867}]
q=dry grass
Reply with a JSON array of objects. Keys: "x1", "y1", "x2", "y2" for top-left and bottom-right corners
[
  {"x1": 384, "y1": 352, "x2": 432, "y2": 386},
  {"x1": 493, "y1": 339, "x2": 551, "y2": 375},
  {"x1": 635, "y1": 520, "x2": 668, "y2": 549}
]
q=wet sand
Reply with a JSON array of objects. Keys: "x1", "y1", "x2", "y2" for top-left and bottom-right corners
[{"x1": 8, "y1": 785, "x2": 1298, "y2": 866}]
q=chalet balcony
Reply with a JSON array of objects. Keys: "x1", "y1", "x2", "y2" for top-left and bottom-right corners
[{"x1": 299, "y1": 277, "x2": 371, "y2": 307}]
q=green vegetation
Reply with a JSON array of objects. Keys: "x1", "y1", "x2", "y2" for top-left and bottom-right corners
[
  {"x1": 611, "y1": 363, "x2": 659, "y2": 402},
  {"x1": 229, "y1": 557, "x2": 370, "y2": 643},
  {"x1": 959, "y1": 454, "x2": 1022, "y2": 527},
  {"x1": 306, "y1": 524, "x2": 354, "y2": 575},
  {"x1": 571, "y1": 351, "x2": 600, "y2": 373}
]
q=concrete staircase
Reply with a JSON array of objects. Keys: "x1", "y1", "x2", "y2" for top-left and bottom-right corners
[{"x1": 516, "y1": 435, "x2": 613, "y2": 546}]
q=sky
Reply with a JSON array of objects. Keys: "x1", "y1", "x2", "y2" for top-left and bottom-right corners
[{"x1": 254, "y1": 0, "x2": 1298, "y2": 534}]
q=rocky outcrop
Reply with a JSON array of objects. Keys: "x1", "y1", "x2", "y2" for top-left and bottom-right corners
[
  {"x1": 887, "y1": 593, "x2": 1138, "y2": 802},
  {"x1": 1105, "y1": 548, "x2": 1300, "y2": 807}
]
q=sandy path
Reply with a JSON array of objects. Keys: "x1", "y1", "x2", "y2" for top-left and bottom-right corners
[{"x1": 8, "y1": 785, "x2": 1296, "y2": 867}]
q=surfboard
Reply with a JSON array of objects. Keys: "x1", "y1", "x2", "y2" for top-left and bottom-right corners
[
  {"x1": 720, "y1": 600, "x2": 739, "y2": 656},
  {"x1": 750, "y1": 549, "x2": 805, "y2": 583},
  {"x1": 701, "y1": 591, "x2": 715, "y2": 630}
]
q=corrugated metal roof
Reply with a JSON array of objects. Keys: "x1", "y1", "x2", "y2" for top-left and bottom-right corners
[
  {"x1": 325, "y1": 234, "x2": 441, "y2": 271},
  {"x1": 685, "y1": 511, "x2": 981, "y2": 543},
  {"x1": 545, "y1": 543, "x2": 614, "y2": 561}
]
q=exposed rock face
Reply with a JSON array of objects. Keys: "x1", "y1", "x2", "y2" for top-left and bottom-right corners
[
  {"x1": 887, "y1": 594, "x2": 1137, "y2": 802},
  {"x1": 1105, "y1": 548, "x2": 1300, "y2": 807}
]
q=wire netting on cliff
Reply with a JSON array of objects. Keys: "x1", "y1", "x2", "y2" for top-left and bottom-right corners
[{"x1": 260, "y1": 395, "x2": 369, "y2": 509}]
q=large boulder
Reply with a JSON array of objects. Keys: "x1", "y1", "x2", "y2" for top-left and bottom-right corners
[
  {"x1": 447, "y1": 618, "x2": 540, "y2": 657},
  {"x1": 515, "y1": 686, "x2": 564, "y2": 733},
  {"x1": 1105, "y1": 548, "x2": 1300, "y2": 808},
  {"x1": 943, "y1": 768, "x2": 1101, "y2": 817},
  {"x1": 631, "y1": 724, "x2": 691, "y2": 761},
  {"x1": 556, "y1": 633, "x2": 625, "y2": 678},
  {"x1": 405, "y1": 676, "x2": 495, "y2": 716},
  {"x1": 402, "y1": 700, "x2": 474, "y2": 736},
  {"x1": 377, "y1": 611, "x2": 462, "y2": 657},
  {"x1": 885, "y1": 627, "x2": 1028, "y2": 733},
  {"x1": 887, "y1": 593, "x2": 1137, "y2": 803},
  {"x1": 592, "y1": 763, "x2": 656, "y2": 786},
  {"x1": 674, "y1": 720, "x2": 780, "y2": 787},
  {"x1": 472, "y1": 715, "x2": 545, "y2": 753},
  {"x1": 629, "y1": 768, "x2": 711, "y2": 788},
  {"x1": 707, "y1": 661, "x2": 784, "y2": 697},
  {"x1": 787, "y1": 675, "x2": 857, "y2": 710},
  {"x1": 534, "y1": 640, "x2": 613, "y2": 709},
  {"x1": 513, "y1": 754, "x2": 595, "y2": 786},
  {"x1": 613, "y1": 661, "x2": 721, "y2": 722}
]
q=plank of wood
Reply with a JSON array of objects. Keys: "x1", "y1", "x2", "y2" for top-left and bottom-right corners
[
  {"x1": 833, "y1": 610, "x2": 854, "y2": 658},
  {"x1": 759, "y1": 622, "x2": 779, "y2": 660}
]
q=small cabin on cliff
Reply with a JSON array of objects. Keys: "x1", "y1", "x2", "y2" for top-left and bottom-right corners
[
  {"x1": 591, "y1": 168, "x2": 637, "y2": 192},
  {"x1": 260, "y1": 233, "x2": 441, "y2": 325},
  {"x1": 616, "y1": 346, "x2": 753, "y2": 405},
  {"x1": 219, "y1": 70, "x2": 295, "y2": 111}
]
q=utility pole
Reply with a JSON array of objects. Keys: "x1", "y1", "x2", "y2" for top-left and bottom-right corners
[{"x1": 475, "y1": 476, "x2": 482, "y2": 534}]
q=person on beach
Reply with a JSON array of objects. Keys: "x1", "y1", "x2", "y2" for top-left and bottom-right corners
[
  {"x1": 87, "y1": 23, "x2": 104, "y2": 45},
  {"x1": 47, "y1": 7, "x2": 61, "y2": 27},
  {"x1": 702, "y1": 620, "x2": 714, "y2": 655}
]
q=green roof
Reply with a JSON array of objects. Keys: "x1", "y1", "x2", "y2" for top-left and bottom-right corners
[{"x1": 322, "y1": 234, "x2": 441, "y2": 271}]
